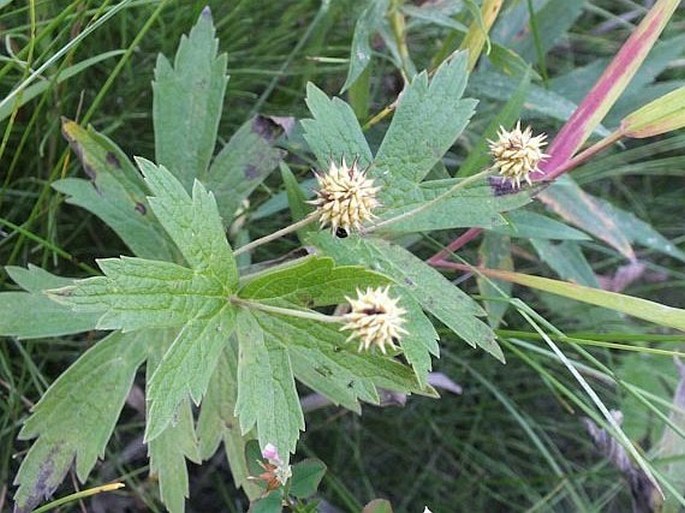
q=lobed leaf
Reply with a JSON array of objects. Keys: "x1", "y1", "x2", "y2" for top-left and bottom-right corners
[
  {"x1": 238, "y1": 256, "x2": 390, "y2": 307},
  {"x1": 13, "y1": 332, "x2": 146, "y2": 513},
  {"x1": 301, "y1": 83, "x2": 373, "y2": 169},
  {"x1": 145, "y1": 306, "x2": 236, "y2": 441},
  {"x1": 1, "y1": 265, "x2": 99, "y2": 339},
  {"x1": 153, "y1": 7, "x2": 229, "y2": 191},
  {"x1": 55, "y1": 120, "x2": 176, "y2": 261},
  {"x1": 374, "y1": 52, "x2": 477, "y2": 184},
  {"x1": 307, "y1": 233, "x2": 503, "y2": 362},
  {"x1": 235, "y1": 310, "x2": 304, "y2": 458},
  {"x1": 146, "y1": 337, "x2": 200, "y2": 513},
  {"x1": 48, "y1": 257, "x2": 223, "y2": 331},
  {"x1": 137, "y1": 158, "x2": 238, "y2": 286},
  {"x1": 477, "y1": 232, "x2": 513, "y2": 328}
]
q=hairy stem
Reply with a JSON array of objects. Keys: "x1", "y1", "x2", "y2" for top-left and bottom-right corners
[{"x1": 233, "y1": 214, "x2": 318, "y2": 257}]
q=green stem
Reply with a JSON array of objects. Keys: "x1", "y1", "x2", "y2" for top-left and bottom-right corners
[
  {"x1": 368, "y1": 168, "x2": 492, "y2": 233},
  {"x1": 233, "y1": 214, "x2": 318, "y2": 257},
  {"x1": 230, "y1": 296, "x2": 341, "y2": 324}
]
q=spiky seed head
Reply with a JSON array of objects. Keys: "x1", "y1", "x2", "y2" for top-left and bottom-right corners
[
  {"x1": 341, "y1": 286, "x2": 407, "y2": 354},
  {"x1": 310, "y1": 158, "x2": 380, "y2": 234},
  {"x1": 488, "y1": 121, "x2": 548, "y2": 188}
]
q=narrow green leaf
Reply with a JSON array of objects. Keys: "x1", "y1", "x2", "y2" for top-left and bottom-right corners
[
  {"x1": 530, "y1": 240, "x2": 599, "y2": 287},
  {"x1": 289, "y1": 459, "x2": 327, "y2": 499},
  {"x1": 341, "y1": 0, "x2": 389, "y2": 93},
  {"x1": 153, "y1": 7, "x2": 229, "y2": 191},
  {"x1": 480, "y1": 268, "x2": 685, "y2": 331},
  {"x1": 56, "y1": 120, "x2": 175, "y2": 261},
  {"x1": 539, "y1": 177, "x2": 635, "y2": 260},
  {"x1": 0, "y1": 50, "x2": 124, "y2": 122},
  {"x1": 466, "y1": 72, "x2": 611, "y2": 137},
  {"x1": 13, "y1": 332, "x2": 146, "y2": 513},
  {"x1": 280, "y1": 162, "x2": 312, "y2": 229},
  {"x1": 491, "y1": 210, "x2": 591, "y2": 241},
  {"x1": 235, "y1": 310, "x2": 304, "y2": 458},
  {"x1": 137, "y1": 158, "x2": 238, "y2": 287},
  {"x1": 621, "y1": 86, "x2": 685, "y2": 138},
  {"x1": 145, "y1": 306, "x2": 236, "y2": 441},
  {"x1": 302, "y1": 83, "x2": 373, "y2": 169},
  {"x1": 1, "y1": 266, "x2": 99, "y2": 339},
  {"x1": 238, "y1": 256, "x2": 390, "y2": 307},
  {"x1": 477, "y1": 232, "x2": 512, "y2": 328},
  {"x1": 374, "y1": 52, "x2": 477, "y2": 184},
  {"x1": 204, "y1": 116, "x2": 286, "y2": 222},
  {"x1": 307, "y1": 233, "x2": 503, "y2": 362}
]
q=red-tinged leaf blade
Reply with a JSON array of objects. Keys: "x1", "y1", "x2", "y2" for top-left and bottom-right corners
[
  {"x1": 538, "y1": 177, "x2": 635, "y2": 261},
  {"x1": 540, "y1": 0, "x2": 680, "y2": 176}
]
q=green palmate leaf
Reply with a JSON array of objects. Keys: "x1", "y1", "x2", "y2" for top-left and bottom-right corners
[
  {"x1": 136, "y1": 158, "x2": 238, "y2": 284},
  {"x1": 238, "y1": 256, "x2": 390, "y2": 307},
  {"x1": 341, "y1": 0, "x2": 389, "y2": 93},
  {"x1": 146, "y1": 336, "x2": 200, "y2": 513},
  {"x1": 289, "y1": 459, "x2": 327, "y2": 499},
  {"x1": 255, "y1": 311, "x2": 434, "y2": 405},
  {"x1": 480, "y1": 268, "x2": 685, "y2": 332},
  {"x1": 48, "y1": 257, "x2": 220, "y2": 330},
  {"x1": 153, "y1": 7, "x2": 229, "y2": 191},
  {"x1": 235, "y1": 310, "x2": 304, "y2": 459},
  {"x1": 241, "y1": 255, "x2": 437, "y2": 384},
  {"x1": 13, "y1": 332, "x2": 147, "y2": 513},
  {"x1": 0, "y1": 265, "x2": 99, "y2": 339},
  {"x1": 55, "y1": 120, "x2": 176, "y2": 261},
  {"x1": 375, "y1": 176, "x2": 537, "y2": 233},
  {"x1": 49, "y1": 160, "x2": 239, "y2": 441},
  {"x1": 146, "y1": 307, "x2": 236, "y2": 441},
  {"x1": 530, "y1": 239, "x2": 599, "y2": 287},
  {"x1": 204, "y1": 116, "x2": 286, "y2": 222},
  {"x1": 302, "y1": 83, "x2": 373, "y2": 169},
  {"x1": 197, "y1": 344, "x2": 261, "y2": 500},
  {"x1": 477, "y1": 232, "x2": 513, "y2": 328},
  {"x1": 491, "y1": 210, "x2": 591, "y2": 241},
  {"x1": 374, "y1": 51, "x2": 477, "y2": 184},
  {"x1": 307, "y1": 233, "x2": 503, "y2": 362}
]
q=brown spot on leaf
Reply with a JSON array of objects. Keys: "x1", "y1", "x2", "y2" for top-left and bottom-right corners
[
  {"x1": 251, "y1": 115, "x2": 283, "y2": 143},
  {"x1": 134, "y1": 202, "x2": 147, "y2": 215},
  {"x1": 106, "y1": 152, "x2": 121, "y2": 168},
  {"x1": 244, "y1": 164, "x2": 260, "y2": 180}
]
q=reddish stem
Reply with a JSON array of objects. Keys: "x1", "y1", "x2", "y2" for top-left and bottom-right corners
[{"x1": 427, "y1": 227, "x2": 483, "y2": 264}]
